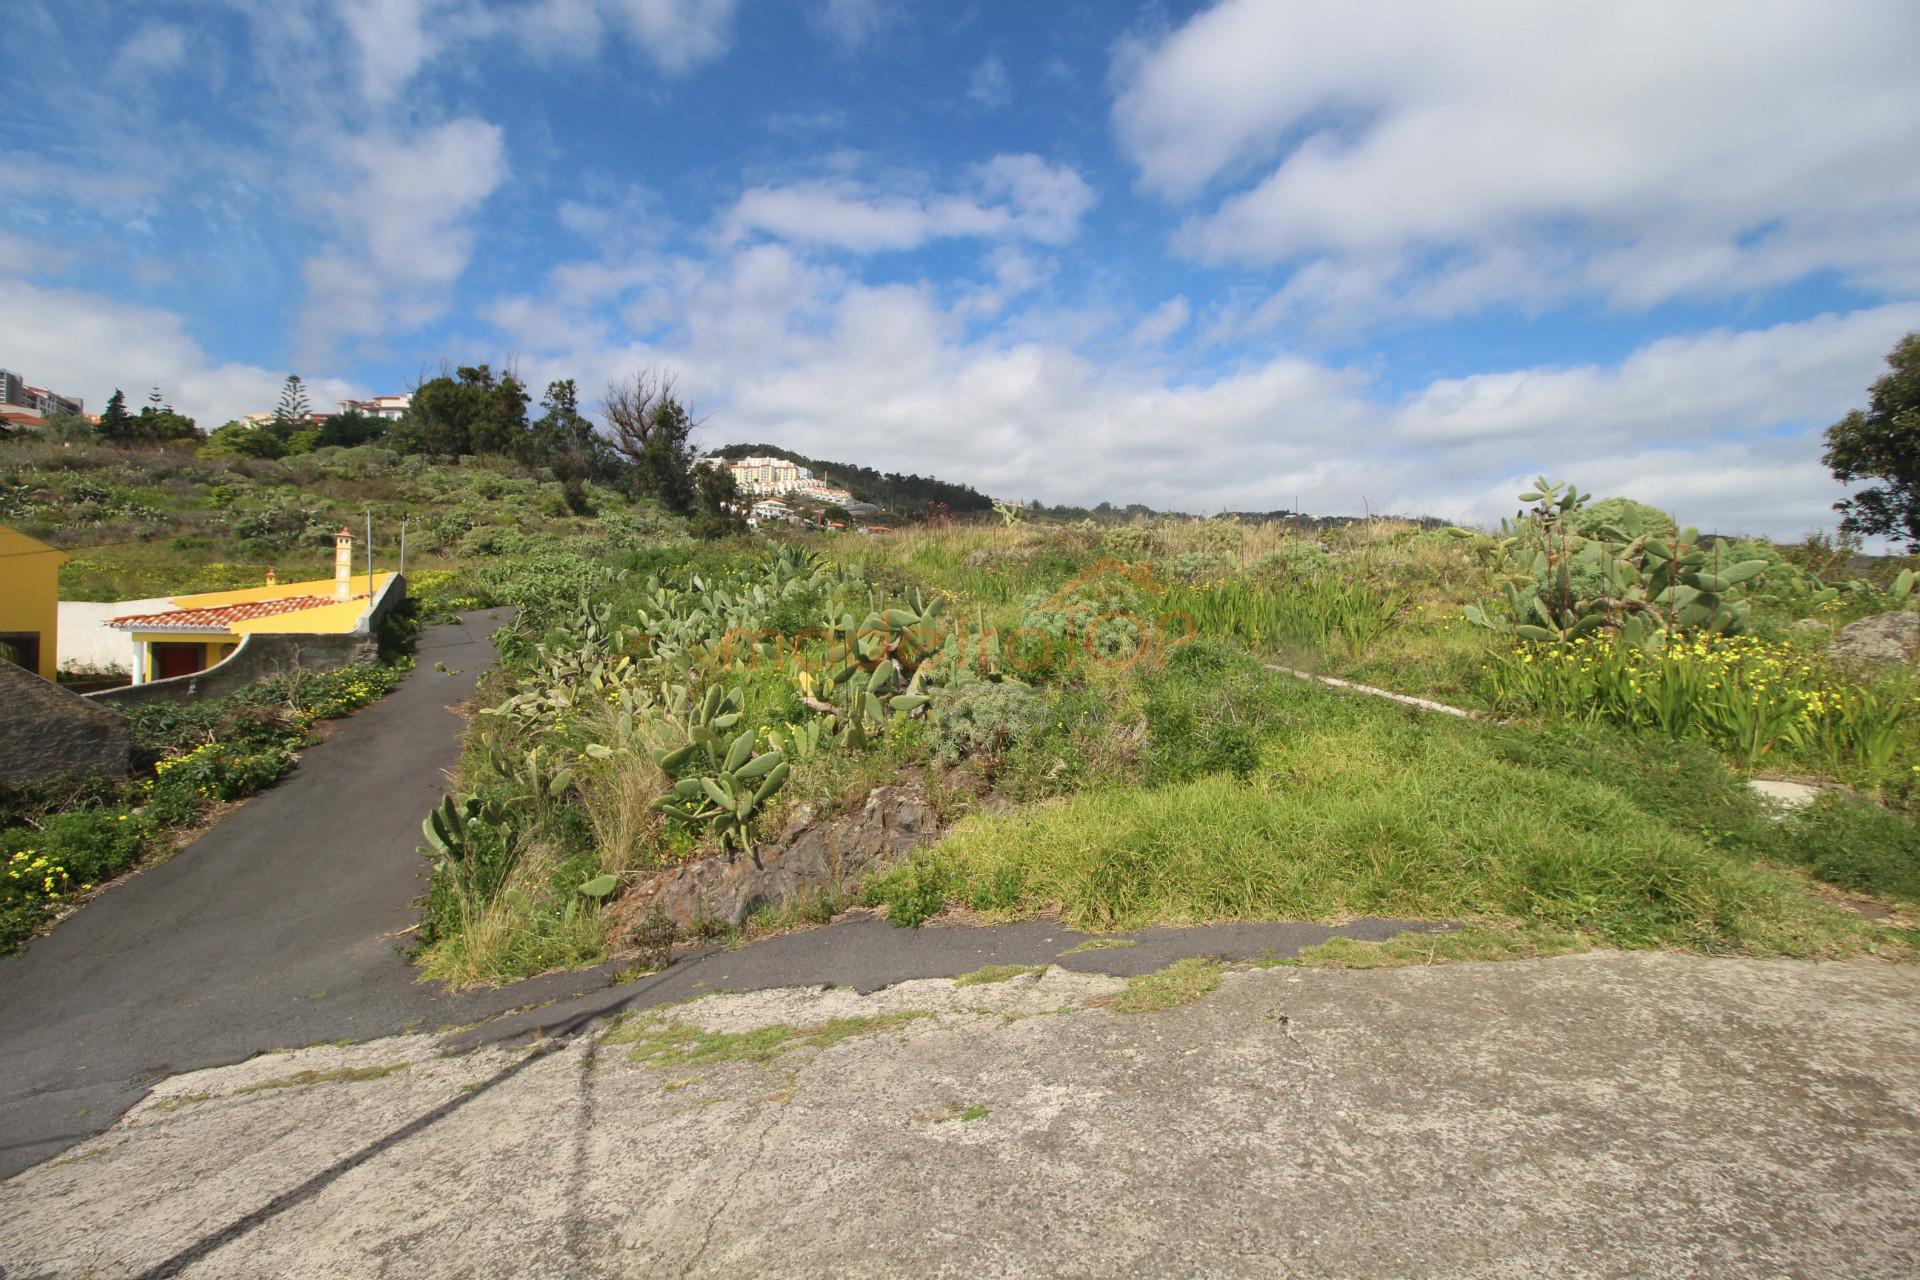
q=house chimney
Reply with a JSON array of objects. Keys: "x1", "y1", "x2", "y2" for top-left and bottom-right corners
[
  {"x1": 334, "y1": 528, "x2": 354, "y2": 599},
  {"x1": 265, "y1": 567, "x2": 276, "y2": 587}
]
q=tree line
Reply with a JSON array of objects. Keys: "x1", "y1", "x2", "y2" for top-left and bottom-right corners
[{"x1": 33, "y1": 367, "x2": 746, "y2": 538}]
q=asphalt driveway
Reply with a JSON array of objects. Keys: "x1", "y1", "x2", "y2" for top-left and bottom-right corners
[{"x1": 0, "y1": 611, "x2": 612, "y2": 1179}]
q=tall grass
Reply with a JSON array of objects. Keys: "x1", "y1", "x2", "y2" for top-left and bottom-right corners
[
  {"x1": 1490, "y1": 633, "x2": 1917, "y2": 787},
  {"x1": 867, "y1": 670, "x2": 1884, "y2": 956},
  {"x1": 1161, "y1": 575, "x2": 1406, "y2": 660}
]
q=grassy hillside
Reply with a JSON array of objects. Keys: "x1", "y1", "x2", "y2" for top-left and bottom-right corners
[
  {"x1": 414, "y1": 496, "x2": 1919, "y2": 985},
  {"x1": 708, "y1": 442, "x2": 993, "y2": 516},
  {"x1": 0, "y1": 439, "x2": 685, "y2": 603}
]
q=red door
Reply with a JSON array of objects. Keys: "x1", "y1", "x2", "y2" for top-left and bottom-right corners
[{"x1": 153, "y1": 643, "x2": 207, "y2": 680}]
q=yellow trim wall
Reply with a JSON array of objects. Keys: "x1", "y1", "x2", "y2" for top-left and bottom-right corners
[
  {"x1": 0, "y1": 525, "x2": 66, "y2": 681},
  {"x1": 169, "y1": 571, "x2": 395, "y2": 613},
  {"x1": 122, "y1": 573, "x2": 394, "y2": 683}
]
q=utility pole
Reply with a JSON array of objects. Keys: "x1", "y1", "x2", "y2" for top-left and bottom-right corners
[
  {"x1": 365, "y1": 509, "x2": 373, "y2": 600},
  {"x1": 399, "y1": 516, "x2": 408, "y2": 576}
]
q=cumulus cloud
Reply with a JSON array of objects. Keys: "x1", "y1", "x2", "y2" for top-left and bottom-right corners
[
  {"x1": 724, "y1": 154, "x2": 1094, "y2": 252},
  {"x1": 1114, "y1": 0, "x2": 1920, "y2": 321},
  {"x1": 509, "y1": 0, "x2": 738, "y2": 69},
  {"x1": 486, "y1": 233, "x2": 1905, "y2": 536},
  {"x1": 1394, "y1": 303, "x2": 1920, "y2": 451},
  {"x1": 112, "y1": 22, "x2": 188, "y2": 77},
  {"x1": 967, "y1": 53, "x2": 1012, "y2": 109},
  {"x1": 298, "y1": 118, "x2": 508, "y2": 355},
  {"x1": 811, "y1": 0, "x2": 893, "y2": 52},
  {"x1": 0, "y1": 275, "x2": 358, "y2": 427}
]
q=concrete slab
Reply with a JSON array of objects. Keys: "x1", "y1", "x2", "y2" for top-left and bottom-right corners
[{"x1": 5, "y1": 951, "x2": 1917, "y2": 1278}]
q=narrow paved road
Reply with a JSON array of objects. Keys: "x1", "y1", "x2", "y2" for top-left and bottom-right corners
[
  {"x1": 0, "y1": 611, "x2": 610, "y2": 1179},
  {"x1": 0, "y1": 611, "x2": 1436, "y2": 1183}
]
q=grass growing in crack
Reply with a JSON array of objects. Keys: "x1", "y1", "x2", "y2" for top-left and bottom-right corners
[
  {"x1": 1109, "y1": 957, "x2": 1224, "y2": 1014},
  {"x1": 606, "y1": 1011, "x2": 932, "y2": 1068},
  {"x1": 1283, "y1": 925, "x2": 1589, "y2": 969},
  {"x1": 234, "y1": 1062, "x2": 410, "y2": 1095},
  {"x1": 953, "y1": 963, "x2": 1047, "y2": 987},
  {"x1": 146, "y1": 1092, "x2": 214, "y2": 1114},
  {"x1": 1060, "y1": 938, "x2": 1138, "y2": 955}
]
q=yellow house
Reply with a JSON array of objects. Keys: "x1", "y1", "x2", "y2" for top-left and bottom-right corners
[
  {"x1": 0, "y1": 524, "x2": 66, "y2": 681},
  {"x1": 109, "y1": 528, "x2": 395, "y2": 684}
]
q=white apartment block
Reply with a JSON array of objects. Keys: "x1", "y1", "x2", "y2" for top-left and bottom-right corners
[
  {"x1": 337, "y1": 393, "x2": 413, "y2": 420},
  {"x1": 726, "y1": 455, "x2": 809, "y2": 496}
]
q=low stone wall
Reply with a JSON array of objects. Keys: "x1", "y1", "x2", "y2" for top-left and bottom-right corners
[
  {"x1": 86, "y1": 574, "x2": 407, "y2": 709},
  {"x1": 0, "y1": 660, "x2": 130, "y2": 783}
]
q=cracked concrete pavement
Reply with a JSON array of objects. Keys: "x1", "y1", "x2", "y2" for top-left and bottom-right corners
[{"x1": 4, "y1": 950, "x2": 1918, "y2": 1278}]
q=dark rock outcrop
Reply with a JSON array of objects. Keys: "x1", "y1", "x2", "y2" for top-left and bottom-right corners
[{"x1": 631, "y1": 780, "x2": 937, "y2": 931}]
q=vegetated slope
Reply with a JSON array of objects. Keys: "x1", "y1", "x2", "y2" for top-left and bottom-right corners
[
  {"x1": 0, "y1": 439, "x2": 683, "y2": 601},
  {"x1": 707, "y1": 442, "x2": 993, "y2": 516},
  {"x1": 414, "y1": 510, "x2": 1919, "y2": 986}
]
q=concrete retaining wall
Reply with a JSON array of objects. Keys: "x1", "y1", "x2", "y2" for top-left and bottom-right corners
[
  {"x1": 0, "y1": 660, "x2": 130, "y2": 783},
  {"x1": 56, "y1": 598, "x2": 170, "y2": 675},
  {"x1": 85, "y1": 574, "x2": 407, "y2": 709}
]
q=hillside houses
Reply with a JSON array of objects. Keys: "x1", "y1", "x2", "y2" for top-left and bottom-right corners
[{"x1": 720, "y1": 455, "x2": 854, "y2": 508}]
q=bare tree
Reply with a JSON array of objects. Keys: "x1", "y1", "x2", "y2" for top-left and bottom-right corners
[{"x1": 601, "y1": 369, "x2": 675, "y2": 466}]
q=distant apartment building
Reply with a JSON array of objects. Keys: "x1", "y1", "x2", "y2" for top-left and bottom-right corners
[
  {"x1": 336, "y1": 393, "x2": 412, "y2": 420},
  {"x1": 717, "y1": 455, "x2": 858, "y2": 509},
  {"x1": 0, "y1": 368, "x2": 84, "y2": 418},
  {"x1": 725, "y1": 455, "x2": 809, "y2": 496}
]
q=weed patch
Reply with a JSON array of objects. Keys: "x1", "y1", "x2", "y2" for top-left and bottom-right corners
[
  {"x1": 606, "y1": 1011, "x2": 931, "y2": 1068},
  {"x1": 1060, "y1": 938, "x2": 1139, "y2": 955},
  {"x1": 953, "y1": 963, "x2": 1047, "y2": 987},
  {"x1": 1108, "y1": 957, "x2": 1224, "y2": 1013},
  {"x1": 233, "y1": 1062, "x2": 410, "y2": 1095},
  {"x1": 1284, "y1": 925, "x2": 1588, "y2": 969}
]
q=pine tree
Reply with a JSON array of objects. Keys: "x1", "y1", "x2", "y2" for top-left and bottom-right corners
[
  {"x1": 100, "y1": 389, "x2": 134, "y2": 443},
  {"x1": 273, "y1": 374, "x2": 309, "y2": 437}
]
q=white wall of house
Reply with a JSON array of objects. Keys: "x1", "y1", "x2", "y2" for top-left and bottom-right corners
[{"x1": 57, "y1": 598, "x2": 170, "y2": 674}]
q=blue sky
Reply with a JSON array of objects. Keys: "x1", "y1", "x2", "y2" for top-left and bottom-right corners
[{"x1": 4, "y1": 0, "x2": 1919, "y2": 534}]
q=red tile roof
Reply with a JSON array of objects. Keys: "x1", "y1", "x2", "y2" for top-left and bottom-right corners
[{"x1": 108, "y1": 595, "x2": 341, "y2": 632}]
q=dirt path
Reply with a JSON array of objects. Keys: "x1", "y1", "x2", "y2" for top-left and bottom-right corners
[{"x1": 5, "y1": 951, "x2": 1916, "y2": 1279}]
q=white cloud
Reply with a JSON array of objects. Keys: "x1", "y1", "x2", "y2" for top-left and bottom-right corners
[
  {"x1": 299, "y1": 118, "x2": 508, "y2": 355},
  {"x1": 811, "y1": 0, "x2": 893, "y2": 52},
  {"x1": 724, "y1": 154, "x2": 1094, "y2": 252},
  {"x1": 1114, "y1": 0, "x2": 1920, "y2": 320},
  {"x1": 488, "y1": 234, "x2": 1906, "y2": 537},
  {"x1": 338, "y1": 0, "x2": 456, "y2": 104},
  {"x1": 0, "y1": 229, "x2": 77, "y2": 276},
  {"x1": 604, "y1": 0, "x2": 739, "y2": 72},
  {"x1": 0, "y1": 275, "x2": 359, "y2": 428},
  {"x1": 512, "y1": 0, "x2": 737, "y2": 70},
  {"x1": 1127, "y1": 296, "x2": 1191, "y2": 348},
  {"x1": 113, "y1": 23, "x2": 188, "y2": 77},
  {"x1": 967, "y1": 53, "x2": 1011, "y2": 109},
  {"x1": 1393, "y1": 303, "x2": 1920, "y2": 451}
]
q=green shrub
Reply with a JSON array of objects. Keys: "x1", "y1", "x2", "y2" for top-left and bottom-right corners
[
  {"x1": 154, "y1": 741, "x2": 295, "y2": 802},
  {"x1": 929, "y1": 681, "x2": 1050, "y2": 765},
  {"x1": 1140, "y1": 641, "x2": 1272, "y2": 783},
  {"x1": 1568, "y1": 497, "x2": 1677, "y2": 541},
  {"x1": 27, "y1": 811, "x2": 149, "y2": 884}
]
